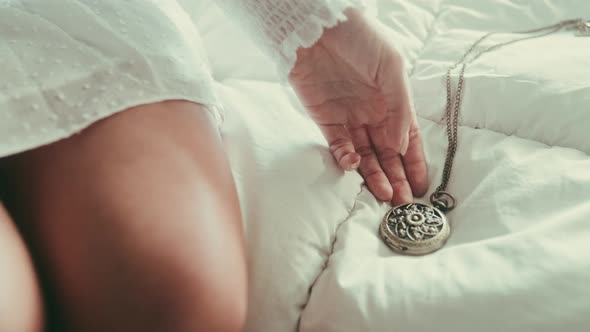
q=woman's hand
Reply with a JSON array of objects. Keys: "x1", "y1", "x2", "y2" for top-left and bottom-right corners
[{"x1": 289, "y1": 9, "x2": 428, "y2": 205}]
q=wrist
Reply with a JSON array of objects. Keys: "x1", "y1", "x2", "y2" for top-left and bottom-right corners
[
  {"x1": 290, "y1": 8, "x2": 367, "y2": 78},
  {"x1": 319, "y1": 7, "x2": 368, "y2": 47}
]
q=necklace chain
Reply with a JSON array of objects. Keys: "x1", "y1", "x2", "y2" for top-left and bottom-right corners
[{"x1": 431, "y1": 18, "x2": 590, "y2": 211}]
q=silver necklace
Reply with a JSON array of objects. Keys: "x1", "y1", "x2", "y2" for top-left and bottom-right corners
[{"x1": 380, "y1": 18, "x2": 590, "y2": 255}]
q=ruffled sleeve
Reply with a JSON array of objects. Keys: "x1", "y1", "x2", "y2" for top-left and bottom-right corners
[{"x1": 215, "y1": 0, "x2": 365, "y2": 78}]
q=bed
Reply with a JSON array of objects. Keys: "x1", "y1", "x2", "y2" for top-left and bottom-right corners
[{"x1": 188, "y1": 0, "x2": 590, "y2": 331}]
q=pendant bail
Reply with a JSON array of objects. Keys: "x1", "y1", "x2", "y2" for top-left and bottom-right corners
[{"x1": 430, "y1": 191, "x2": 456, "y2": 212}]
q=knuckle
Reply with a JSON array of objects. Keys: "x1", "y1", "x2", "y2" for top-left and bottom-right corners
[
  {"x1": 408, "y1": 124, "x2": 421, "y2": 140},
  {"x1": 377, "y1": 147, "x2": 398, "y2": 161},
  {"x1": 329, "y1": 138, "x2": 351, "y2": 151},
  {"x1": 403, "y1": 157, "x2": 425, "y2": 168},
  {"x1": 390, "y1": 178, "x2": 409, "y2": 186},
  {"x1": 369, "y1": 118, "x2": 388, "y2": 130},
  {"x1": 356, "y1": 146, "x2": 374, "y2": 158},
  {"x1": 362, "y1": 168, "x2": 382, "y2": 179}
]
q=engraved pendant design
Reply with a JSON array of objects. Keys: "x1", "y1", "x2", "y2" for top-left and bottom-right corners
[{"x1": 380, "y1": 203, "x2": 450, "y2": 255}]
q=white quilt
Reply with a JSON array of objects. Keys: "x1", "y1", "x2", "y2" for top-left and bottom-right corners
[{"x1": 191, "y1": 1, "x2": 590, "y2": 331}]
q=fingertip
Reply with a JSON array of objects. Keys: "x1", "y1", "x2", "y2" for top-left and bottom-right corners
[
  {"x1": 405, "y1": 156, "x2": 429, "y2": 197},
  {"x1": 349, "y1": 153, "x2": 361, "y2": 170},
  {"x1": 374, "y1": 181, "x2": 393, "y2": 202},
  {"x1": 390, "y1": 180, "x2": 414, "y2": 206},
  {"x1": 412, "y1": 179, "x2": 429, "y2": 198},
  {"x1": 340, "y1": 152, "x2": 361, "y2": 171},
  {"x1": 391, "y1": 191, "x2": 413, "y2": 206}
]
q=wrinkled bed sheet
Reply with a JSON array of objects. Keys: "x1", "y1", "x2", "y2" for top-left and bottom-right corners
[{"x1": 189, "y1": 0, "x2": 590, "y2": 331}]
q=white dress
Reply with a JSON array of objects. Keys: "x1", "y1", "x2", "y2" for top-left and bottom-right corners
[{"x1": 0, "y1": 0, "x2": 363, "y2": 158}]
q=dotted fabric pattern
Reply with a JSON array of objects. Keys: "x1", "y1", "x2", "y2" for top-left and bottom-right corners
[
  {"x1": 0, "y1": 0, "x2": 222, "y2": 157},
  {"x1": 0, "y1": 0, "x2": 364, "y2": 158}
]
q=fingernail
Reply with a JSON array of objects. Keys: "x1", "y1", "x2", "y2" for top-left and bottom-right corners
[
  {"x1": 350, "y1": 155, "x2": 361, "y2": 170},
  {"x1": 349, "y1": 161, "x2": 360, "y2": 171},
  {"x1": 400, "y1": 132, "x2": 409, "y2": 156},
  {"x1": 342, "y1": 153, "x2": 361, "y2": 171}
]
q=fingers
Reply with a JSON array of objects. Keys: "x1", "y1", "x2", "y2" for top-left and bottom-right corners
[
  {"x1": 373, "y1": 54, "x2": 413, "y2": 154},
  {"x1": 367, "y1": 119, "x2": 413, "y2": 205},
  {"x1": 319, "y1": 124, "x2": 360, "y2": 171},
  {"x1": 402, "y1": 113, "x2": 429, "y2": 197},
  {"x1": 372, "y1": 61, "x2": 429, "y2": 203},
  {"x1": 367, "y1": 113, "x2": 429, "y2": 205},
  {"x1": 350, "y1": 126, "x2": 393, "y2": 201}
]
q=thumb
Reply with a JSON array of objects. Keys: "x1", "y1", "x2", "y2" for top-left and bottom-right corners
[{"x1": 318, "y1": 124, "x2": 361, "y2": 171}]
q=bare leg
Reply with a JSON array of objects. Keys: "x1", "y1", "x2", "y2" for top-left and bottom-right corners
[
  {"x1": 2, "y1": 101, "x2": 247, "y2": 332},
  {"x1": 0, "y1": 202, "x2": 44, "y2": 332}
]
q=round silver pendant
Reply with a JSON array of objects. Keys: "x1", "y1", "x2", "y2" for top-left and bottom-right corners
[{"x1": 380, "y1": 203, "x2": 450, "y2": 255}]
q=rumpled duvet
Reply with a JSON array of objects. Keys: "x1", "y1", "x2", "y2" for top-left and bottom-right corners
[{"x1": 190, "y1": 0, "x2": 590, "y2": 331}]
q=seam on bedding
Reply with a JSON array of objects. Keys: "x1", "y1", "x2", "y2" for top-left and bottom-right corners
[
  {"x1": 297, "y1": 184, "x2": 364, "y2": 329},
  {"x1": 324, "y1": 185, "x2": 364, "y2": 270},
  {"x1": 408, "y1": 3, "x2": 444, "y2": 76}
]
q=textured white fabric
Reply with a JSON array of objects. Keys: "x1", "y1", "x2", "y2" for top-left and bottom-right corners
[
  {"x1": 2, "y1": 0, "x2": 589, "y2": 331},
  {"x1": 215, "y1": 0, "x2": 365, "y2": 77},
  {"x1": 195, "y1": 0, "x2": 590, "y2": 331},
  {"x1": 0, "y1": 0, "x2": 223, "y2": 158},
  {"x1": 0, "y1": 0, "x2": 363, "y2": 157}
]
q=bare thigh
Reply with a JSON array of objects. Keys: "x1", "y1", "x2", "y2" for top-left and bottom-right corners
[
  {"x1": 0, "y1": 202, "x2": 43, "y2": 332},
  {"x1": 2, "y1": 101, "x2": 246, "y2": 332}
]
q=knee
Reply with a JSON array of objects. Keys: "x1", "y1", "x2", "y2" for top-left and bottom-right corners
[
  {"x1": 127, "y1": 214, "x2": 248, "y2": 332},
  {"x1": 154, "y1": 255, "x2": 248, "y2": 332},
  {"x1": 188, "y1": 271, "x2": 247, "y2": 332}
]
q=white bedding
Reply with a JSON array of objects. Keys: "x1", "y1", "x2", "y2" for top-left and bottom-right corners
[{"x1": 192, "y1": 1, "x2": 590, "y2": 331}]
